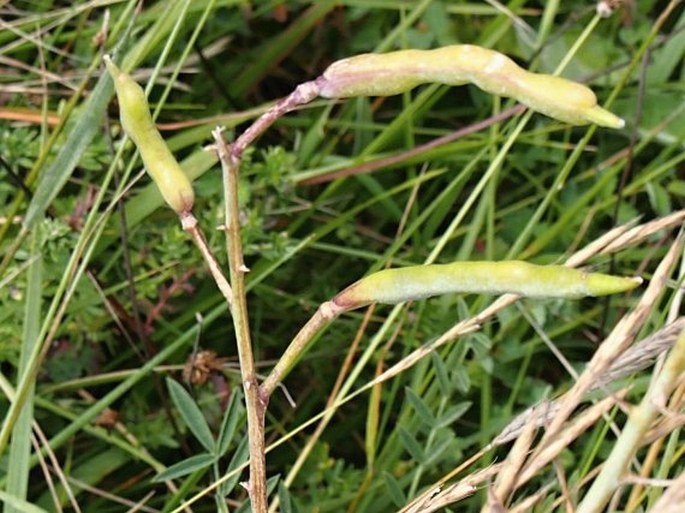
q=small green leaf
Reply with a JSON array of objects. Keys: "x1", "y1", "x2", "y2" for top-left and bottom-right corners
[
  {"x1": 453, "y1": 366, "x2": 471, "y2": 394},
  {"x1": 647, "y1": 9, "x2": 685, "y2": 84},
  {"x1": 667, "y1": 180, "x2": 685, "y2": 197},
  {"x1": 166, "y1": 378, "x2": 215, "y2": 453},
  {"x1": 382, "y1": 471, "x2": 406, "y2": 507},
  {"x1": 266, "y1": 475, "x2": 281, "y2": 497},
  {"x1": 217, "y1": 389, "x2": 244, "y2": 456},
  {"x1": 398, "y1": 427, "x2": 426, "y2": 463},
  {"x1": 404, "y1": 387, "x2": 436, "y2": 426},
  {"x1": 646, "y1": 182, "x2": 671, "y2": 217},
  {"x1": 152, "y1": 453, "x2": 215, "y2": 482},
  {"x1": 431, "y1": 351, "x2": 452, "y2": 397},
  {"x1": 425, "y1": 435, "x2": 455, "y2": 466},
  {"x1": 219, "y1": 437, "x2": 249, "y2": 498},
  {"x1": 278, "y1": 481, "x2": 294, "y2": 513},
  {"x1": 437, "y1": 401, "x2": 472, "y2": 428},
  {"x1": 469, "y1": 333, "x2": 492, "y2": 360}
]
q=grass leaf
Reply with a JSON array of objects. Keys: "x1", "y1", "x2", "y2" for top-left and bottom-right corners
[{"x1": 398, "y1": 427, "x2": 426, "y2": 464}]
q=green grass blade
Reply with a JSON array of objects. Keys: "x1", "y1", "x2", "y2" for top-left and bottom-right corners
[
  {"x1": 0, "y1": 491, "x2": 49, "y2": 513},
  {"x1": 5, "y1": 233, "x2": 41, "y2": 513},
  {"x1": 21, "y1": 28, "x2": 135, "y2": 231}
]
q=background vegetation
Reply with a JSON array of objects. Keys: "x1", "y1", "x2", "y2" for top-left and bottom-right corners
[{"x1": 1, "y1": 0, "x2": 684, "y2": 512}]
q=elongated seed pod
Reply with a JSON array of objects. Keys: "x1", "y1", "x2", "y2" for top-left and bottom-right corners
[
  {"x1": 104, "y1": 56, "x2": 194, "y2": 214},
  {"x1": 316, "y1": 45, "x2": 624, "y2": 128},
  {"x1": 333, "y1": 261, "x2": 641, "y2": 310}
]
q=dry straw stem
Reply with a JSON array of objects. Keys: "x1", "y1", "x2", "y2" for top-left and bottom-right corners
[
  {"x1": 507, "y1": 486, "x2": 553, "y2": 513},
  {"x1": 403, "y1": 464, "x2": 502, "y2": 513},
  {"x1": 515, "y1": 391, "x2": 628, "y2": 488},
  {"x1": 533, "y1": 233, "x2": 683, "y2": 454},
  {"x1": 644, "y1": 409, "x2": 685, "y2": 444},
  {"x1": 564, "y1": 219, "x2": 640, "y2": 267},
  {"x1": 494, "y1": 317, "x2": 685, "y2": 446},
  {"x1": 648, "y1": 467, "x2": 685, "y2": 513},
  {"x1": 575, "y1": 325, "x2": 685, "y2": 513},
  {"x1": 488, "y1": 406, "x2": 538, "y2": 508},
  {"x1": 398, "y1": 444, "x2": 492, "y2": 513},
  {"x1": 599, "y1": 209, "x2": 685, "y2": 255}
]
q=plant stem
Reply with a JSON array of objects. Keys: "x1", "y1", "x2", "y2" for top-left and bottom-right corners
[
  {"x1": 180, "y1": 212, "x2": 233, "y2": 309},
  {"x1": 231, "y1": 81, "x2": 320, "y2": 159},
  {"x1": 213, "y1": 128, "x2": 267, "y2": 512},
  {"x1": 261, "y1": 301, "x2": 343, "y2": 398}
]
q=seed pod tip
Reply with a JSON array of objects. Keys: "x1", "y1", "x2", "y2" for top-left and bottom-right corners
[
  {"x1": 586, "y1": 274, "x2": 642, "y2": 296},
  {"x1": 582, "y1": 105, "x2": 625, "y2": 129}
]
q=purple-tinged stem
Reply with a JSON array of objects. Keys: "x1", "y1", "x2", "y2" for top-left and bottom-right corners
[{"x1": 231, "y1": 81, "x2": 320, "y2": 160}]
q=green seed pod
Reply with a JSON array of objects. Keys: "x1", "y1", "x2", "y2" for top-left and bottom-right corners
[
  {"x1": 317, "y1": 45, "x2": 624, "y2": 128},
  {"x1": 333, "y1": 261, "x2": 641, "y2": 309},
  {"x1": 104, "y1": 56, "x2": 194, "y2": 214}
]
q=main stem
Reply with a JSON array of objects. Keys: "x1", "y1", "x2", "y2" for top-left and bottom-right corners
[{"x1": 213, "y1": 129, "x2": 267, "y2": 511}]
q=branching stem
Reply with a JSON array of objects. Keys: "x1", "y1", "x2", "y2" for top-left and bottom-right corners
[
  {"x1": 213, "y1": 129, "x2": 267, "y2": 512},
  {"x1": 261, "y1": 300, "x2": 344, "y2": 398},
  {"x1": 180, "y1": 212, "x2": 232, "y2": 309}
]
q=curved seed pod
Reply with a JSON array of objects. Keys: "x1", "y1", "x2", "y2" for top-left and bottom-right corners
[
  {"x1": 333, "y1": 261, "x2": 641, "y2": 310},
  {"x1": 316, "y1": 45, "x2": 624, "y2": 129},
  {"x1": 104, "y1": 56, "x2": 194, "y2": 214}
]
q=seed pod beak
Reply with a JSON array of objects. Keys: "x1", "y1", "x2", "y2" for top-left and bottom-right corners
[
  {"x1": 585, "y1": 274, "x2": 642, "y2": 296},
  {"x1": 582, "y1": 105, "x2": 625, "y2": 129}
]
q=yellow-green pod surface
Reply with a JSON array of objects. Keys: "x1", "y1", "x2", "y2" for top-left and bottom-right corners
[
  {"x1": 317, "y1": 45, "x2": 624, "y2": 129},
  {"x1": 334, "y1": 261, "x2": 641, "y2": 309},
  {"x1": 105, "y1": 56, "x2": 194, "y2": 214}
]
